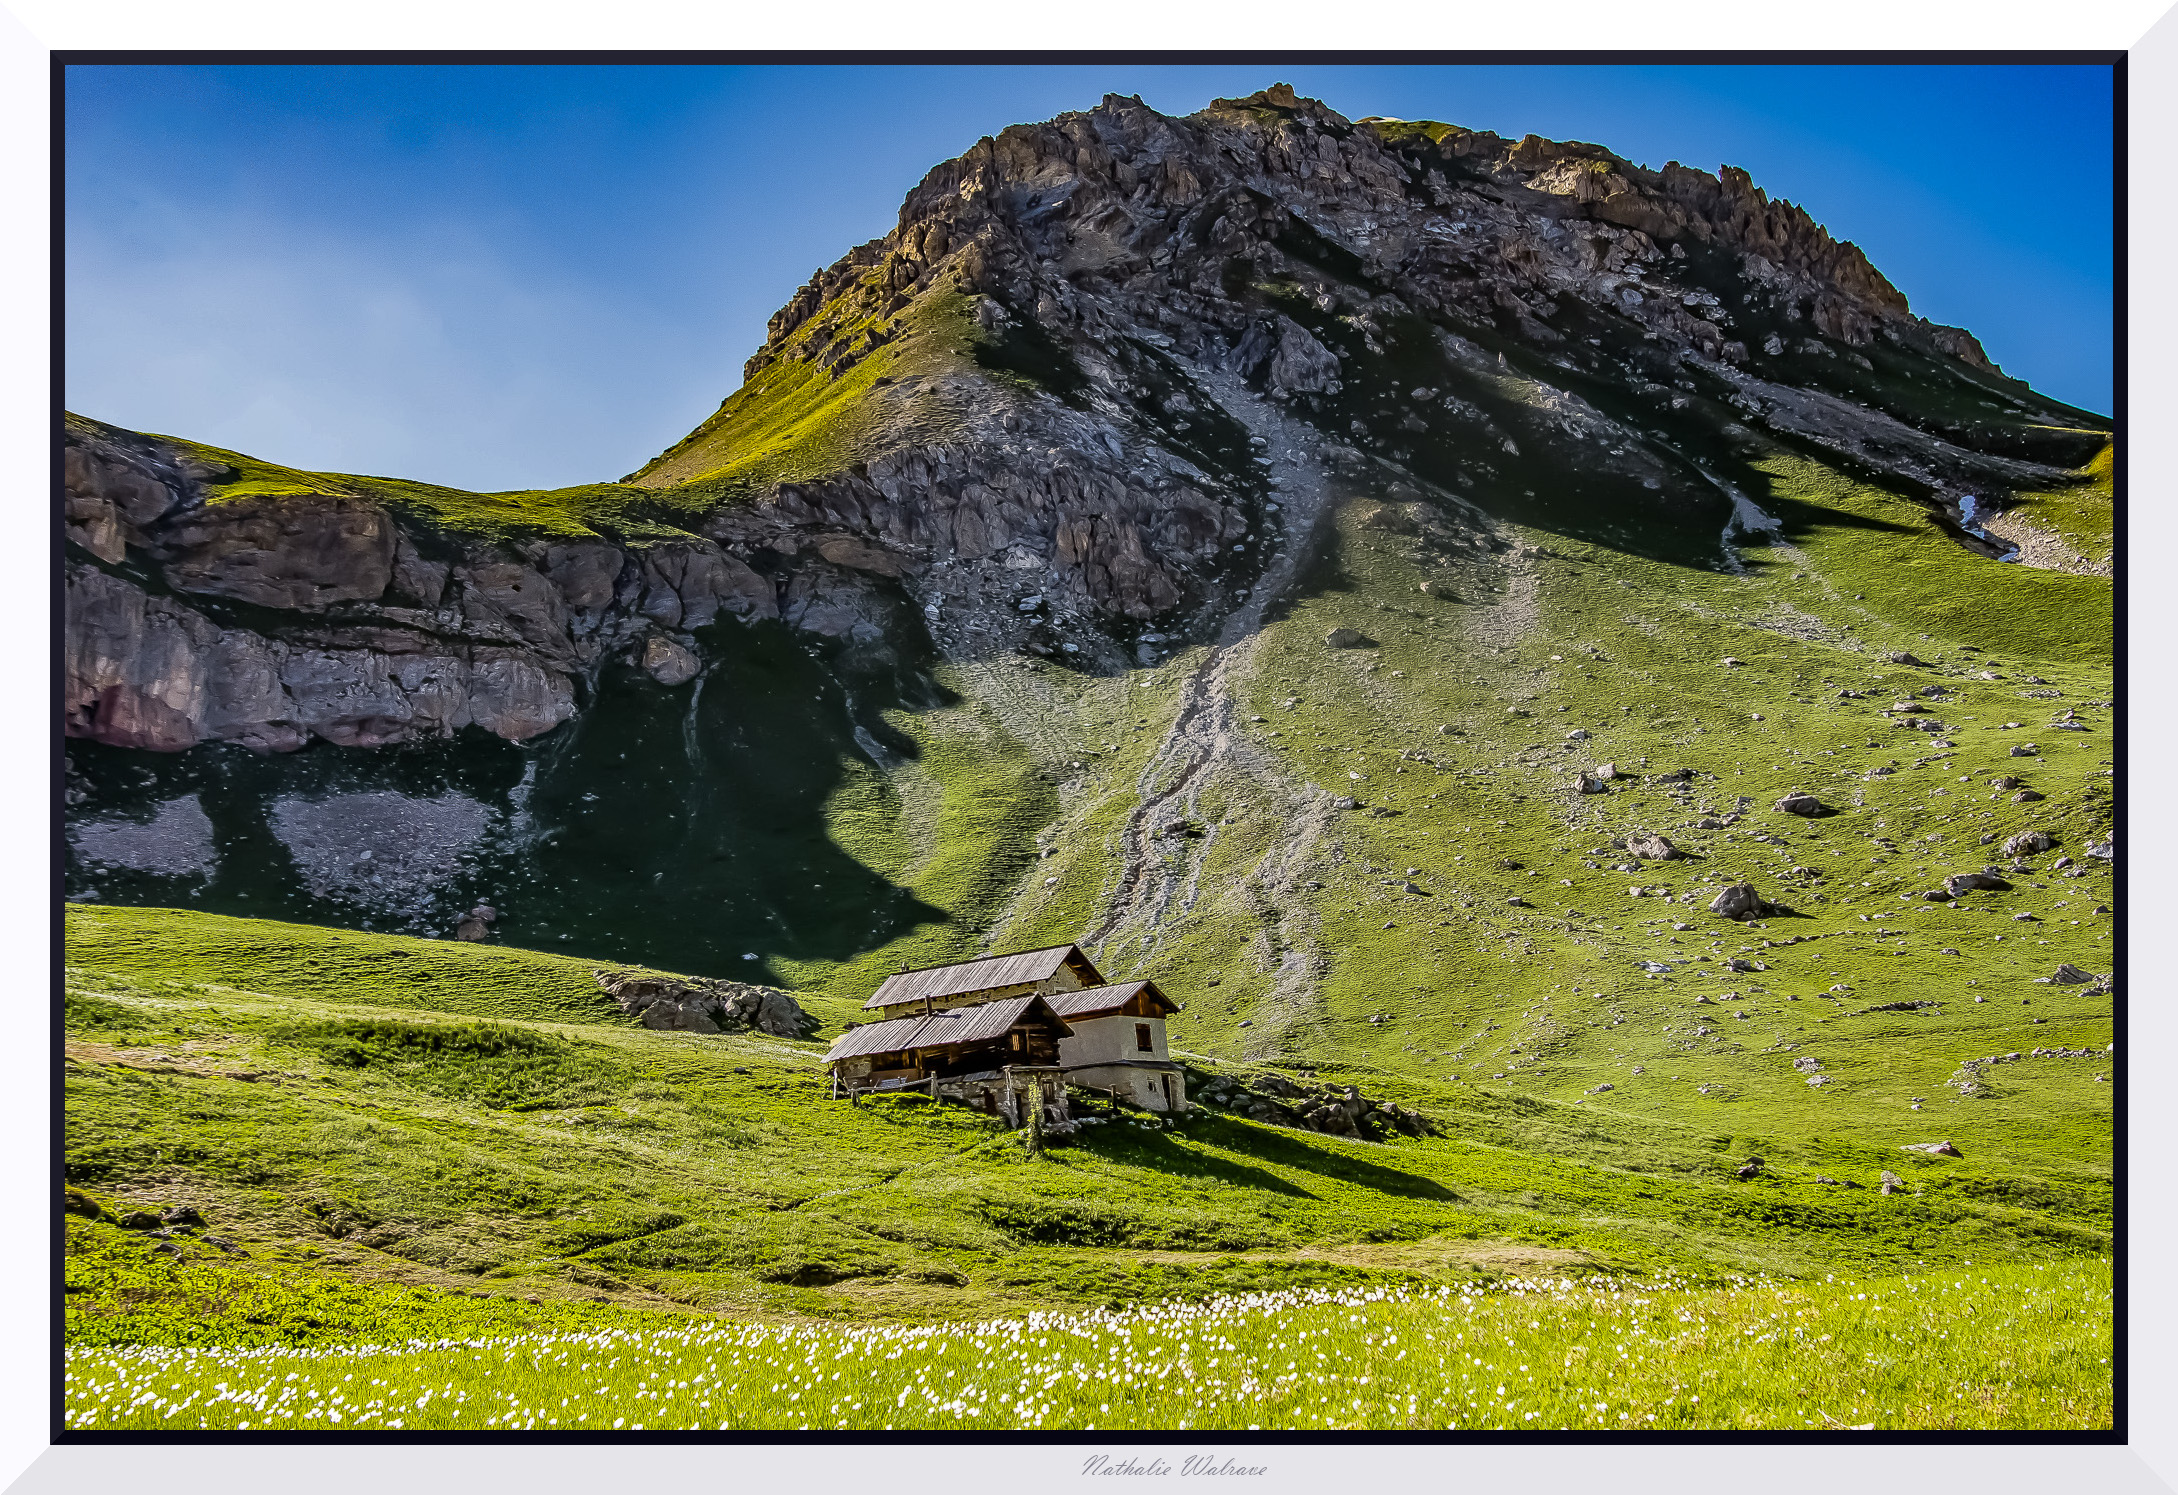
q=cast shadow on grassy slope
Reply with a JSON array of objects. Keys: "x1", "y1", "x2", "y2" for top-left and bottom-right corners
[
  {"x1": 66, "y1": 617, "x2": 961, "y2": 985},
  {"x1": 1081, "y1": 1116, "x2": 1459, "y2": 1203}
]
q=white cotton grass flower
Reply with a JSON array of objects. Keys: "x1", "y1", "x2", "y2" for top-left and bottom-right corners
[{"x1": 63, "y1": 1258, "x2": 2110, "y2": 1433}]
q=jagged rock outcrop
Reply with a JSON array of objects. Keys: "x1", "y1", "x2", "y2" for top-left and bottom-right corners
[
  {"x1": 1189, "y1": 1066, "x2": 1436, "y2": 1139},
  {"x1": 593, "y1": 968, "x2": 820, "y2": 1039}
]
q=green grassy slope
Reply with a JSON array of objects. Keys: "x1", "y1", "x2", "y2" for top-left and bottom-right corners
[
  {"x1": 68, "y1": 896, "x2": 2108, "y2": 1346},
  {"x1": 964, "y1": 444, "x2": 2113, "y2": 1173}
]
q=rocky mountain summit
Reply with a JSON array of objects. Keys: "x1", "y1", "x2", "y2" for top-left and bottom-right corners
[{"x1": 67, "y1": 85, "x2": 2099, "y2": 760}]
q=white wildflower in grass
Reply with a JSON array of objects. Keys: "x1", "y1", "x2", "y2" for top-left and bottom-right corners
[{"x1": 63, "y1": 1258, "x2": 2110, "y2": 1433}]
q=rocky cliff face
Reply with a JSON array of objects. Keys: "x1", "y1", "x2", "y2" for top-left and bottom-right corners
[{"x1": 64, "y1": 418, "x2": 791, "y2": 754}]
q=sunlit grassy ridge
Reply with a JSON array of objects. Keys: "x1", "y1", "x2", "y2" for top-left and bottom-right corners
[
  {"x1": 67, "y1": 413, "x2": 711, "y2": 544},
  {"x1": 629, "y1": 284, "x2": 992, "y2": 496},
  {"x1": 65, "y1": 1257, "x2": 2110, "y2": 1431}
]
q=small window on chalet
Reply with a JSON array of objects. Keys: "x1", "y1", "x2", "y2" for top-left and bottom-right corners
[{"x1": 1135, "y1": 1022, "x2": 1154, "y2": 1052}]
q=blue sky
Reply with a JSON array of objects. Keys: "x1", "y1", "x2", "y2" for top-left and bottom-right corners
[{"x1": 64, "y1": 63, "x2": 2115, "y2": 492}]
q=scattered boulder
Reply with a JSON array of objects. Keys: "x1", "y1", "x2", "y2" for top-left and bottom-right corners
[
  {"x1": 1943, "y1": 871, "x2": 2011, "y2": 897},
  {"x1": 1736, "y1": 1157, "x2": 1764, "y2": 1179},
  {"x1": 454, "y1": 904, "x2": 499, "y2": 942},
  {"x1": 1900, "y1": 1141, "x2": 1962, "y2": 1158},
  {"x1": 1625, "y1": 832, "x2": 1682, "y2": 860},
  {"x1": 1332, "y1": 795, "x2": 1361, "y2": 810},
  {"x1": 1885, "y1": 651, "x2": 1930, "y2": 666},
  {"x1": 1773, "y1": 790, "x2": 1827, "y2": 817},
  {"x1": 638, "y1": 635, "x2": 702, "y2": 686},
  {"x1": 1879, "y1": 1169, "x2": 1906, "y2": 1195},
  {"x1": 1709, "y1": 882, "x2": 1766, "y2": 921},
  {"x1": 2086, "y1": 835, "x2": 2115, "y2": 860},
  {"x1": 161, "y1": 1205, "x2": 205, "y2": 1227},
  {"x1": 1572, "y1": 774, "x2": 1611, "y2": 795},
  {"x1": 2003, "y1": 830, "x2": 2056, "y2": 858},
  {"x1": 117, "y1": 1211, "x2": 161, "y2": 1231},
  {"x1": 2010, "y1": 744, "x2": 2037, "y2": 757},
  {"x1": 1323, "y1": 628, "x2": 1374, "y2": 649},
  {"x1": 594, "y1": 969, "x2": 819, "y2": 1039},
  {"x1": 1990, "y1": 776, "x2": 2021, "y2": 790},
  {"x1": 2048, "y1": 964, "x2": 2099, "y2": 985},
  {"x1": 2012, "y1": 789, "x2": 2045, "y2": 803}
]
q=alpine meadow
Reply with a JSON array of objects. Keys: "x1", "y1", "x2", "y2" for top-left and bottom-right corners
[{"x1": 62, "y1": 81, "x2": 2115, "y2": 1434}]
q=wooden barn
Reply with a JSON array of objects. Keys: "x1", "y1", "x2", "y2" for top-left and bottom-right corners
[
  {"x1": 825, "y1": 945, "x2": 1188, "y2": 1123},
  {"x1": 824, "y1": 991, "x2": 1075, "y2": 1125}
]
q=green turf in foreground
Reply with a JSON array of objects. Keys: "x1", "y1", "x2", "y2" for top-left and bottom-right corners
[{"x1": 64, "y1": 1257, "x2": 2109, "y2": 1432}]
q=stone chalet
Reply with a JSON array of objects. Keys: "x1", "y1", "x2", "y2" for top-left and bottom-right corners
[{"x1": 823, "y1": 943, "x2": 1186, "y2": 1126}]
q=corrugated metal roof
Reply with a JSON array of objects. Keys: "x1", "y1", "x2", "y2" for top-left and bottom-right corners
[
  {"x1": 1045, "y1": 981, "x2": 1154, "y2": 1019},
  {"x1": 943, "y1": 993, "x2": 1040, "y2": 1045},
  {"x1": 864, "y1": 944, "x2": 1101, "y2": 1010},
  {"x1": 825, "y1": 994, "x2": 1071, "y2": 1064}
]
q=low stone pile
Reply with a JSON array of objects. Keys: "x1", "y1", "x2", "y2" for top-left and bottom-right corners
[
  {"x1": 1189, "y1": 1069, "x2": 1436, "y2": 1140},
  {"x1": 73, "y1": 1195, "x2": 248, "y2": 1259},
  {"x1": 594, "y1": 969, "x2": 820, "y2": 1039},
  {"x1": 1946, "y1": 1044, "x2": 2108, "y2": 1097}
]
